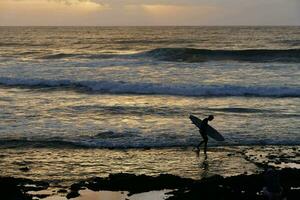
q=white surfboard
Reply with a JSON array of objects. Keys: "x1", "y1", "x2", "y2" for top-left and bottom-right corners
[{"x1": 189, "y1": 115, "x2": 225, "y2": 141}]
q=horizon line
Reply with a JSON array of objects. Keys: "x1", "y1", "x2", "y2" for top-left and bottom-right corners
[{"x1": 1, "y1": 25, "x2": 300, "y2": 27}]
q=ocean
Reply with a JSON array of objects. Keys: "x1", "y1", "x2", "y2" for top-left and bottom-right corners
[{"x1": 0, "y1": 26, "x2": 299, "y2": 185}]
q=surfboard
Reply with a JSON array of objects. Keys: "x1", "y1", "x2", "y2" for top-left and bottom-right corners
[{"x1": 189, "y1": 115, "x2": 225, "y2": 141}]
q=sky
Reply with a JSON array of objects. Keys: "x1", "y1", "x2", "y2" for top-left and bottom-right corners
[{"x1": 0, "y1": 0, "x2": 299, "y2": 26}]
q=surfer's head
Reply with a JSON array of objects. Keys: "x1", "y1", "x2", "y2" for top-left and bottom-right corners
[{"x1": 208, "y1": 115, "x2": 214, "y2": 121}]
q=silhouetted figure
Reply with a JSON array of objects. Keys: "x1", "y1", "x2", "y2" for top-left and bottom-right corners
[{"x1": 197, "y1": 115, "x2": 214, "y2": 155}]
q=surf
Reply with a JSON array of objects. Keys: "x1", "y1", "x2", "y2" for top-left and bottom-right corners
[
  {"x1": 5, "y1": 48, "x2": 300, "y2": 63},
  {"x1": 1, "y1": 137, "x2": 300, "y2": 149},
  {"x1": 0, "y1": 77, "x2": 299, "y2": 97},
  {"x1": 144, "y1": 48, "x2": 300, "y2": 63}
]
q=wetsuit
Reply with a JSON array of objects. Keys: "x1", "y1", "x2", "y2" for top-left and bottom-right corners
[
  {"x1": 197, "y1": 117, "x2": 209, "y2": 154},
  {"x1": 199, "y1": 118, "x2": 209, "y2": 141}
]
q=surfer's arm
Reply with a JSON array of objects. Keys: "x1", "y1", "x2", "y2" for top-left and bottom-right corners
[{"x1": 199, "y1": 118, "x2": 208, "y2": 131}]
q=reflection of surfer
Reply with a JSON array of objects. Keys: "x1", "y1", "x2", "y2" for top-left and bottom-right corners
[{"x1": 197, "y1": 115, "x2": 214, "y2": 155}]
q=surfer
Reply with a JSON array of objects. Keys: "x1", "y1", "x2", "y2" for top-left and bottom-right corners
[{"x1": 196, "y1": 115, "x2": 214, "y2": 155}]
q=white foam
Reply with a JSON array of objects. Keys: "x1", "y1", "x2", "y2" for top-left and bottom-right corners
[
  {"x1": 2, "y1": 135, "x2": 300, "y2": 149},
  {"x1": 0, "y1": 77, "x2": 299, "y2": 97}
]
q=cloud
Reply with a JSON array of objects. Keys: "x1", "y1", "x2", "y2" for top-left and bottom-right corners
[
  {"x1": 47, "y1": 0, "x2": 107, "y2": 7},
  {"x1": 1, "y1": 0, "x2": 109, "y2": 11},
  {"x1": 0, "y1": 0, "x2": 109, "y2": 25},
  {"x1": 0, "y1": 0, "x2": 299, "y2": 25},
  {"x1": 141, "y1": 4, "x2": 218, "y2": 15},
  {"x1": 122, "y1": 4, "x2": 221, "y2": 25}
]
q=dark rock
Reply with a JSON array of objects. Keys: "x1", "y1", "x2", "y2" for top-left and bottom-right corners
[
  {"x1": 19, "y1": 166, "x2": 30, "y2": 172},
  {"x1": 67, "y1": 181, "x2": 86, "y2": 199},
  {"x1": 34, "y1": 194, "x2": 51, "y2": 199},
  {"x1": 0, "y1": 177, "x2": 31, "y2": 200},
  {"x1": 0, "y1": 176, "x2": 49, "y2": 200},
  {"x1": 60, "y1": 168, "x2": 300, "y2": 200},
  {"x1": 167, "y1": 168, "x2": 300, "y2": 200},
  {"x1": 58, "y1": 189, "x2": 68, "y2": 193},
  {"x1": 70, "y1": 182, "x2": 84, "y2": 191},
  {"x1": 66, "y1": 190, "x2": 80, "y2": 199}
]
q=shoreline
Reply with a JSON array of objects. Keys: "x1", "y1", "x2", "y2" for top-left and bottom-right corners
[
  {"x1": 1, "y1": 145, "x2": 299, "y2": 199},
  {"x1": 2, "y1": 140, "x2": 300, "y2": 149},
  {"x1": 1, "y1": 168, "x2": 300, "y2": 200}
]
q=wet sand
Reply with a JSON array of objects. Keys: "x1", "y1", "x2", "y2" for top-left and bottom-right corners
[{"x1": 1, "y1": 145, "x2": 299, "y2": 199}]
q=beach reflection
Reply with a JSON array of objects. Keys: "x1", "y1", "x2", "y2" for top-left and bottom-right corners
[
  {"x1": 200, "y1": 159, "x2": 209, "y2": 178},
  {"x1": 0, "y1": 147, "x2": 260, "y2": 186},
  {"x1": 76, "y1": 190, "x2": 127, "y2": 200}
]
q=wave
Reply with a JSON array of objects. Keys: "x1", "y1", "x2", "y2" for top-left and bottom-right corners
[
  {"x1": 275, "y1": 39, "x2": 300, "y2": 47},
  {"x1": 39, "y1": 53, "x2": 79, "y2": 59},
  {"x1": 20, "y1": 48, "x2": 300, "y2": 63},
  {"x1": 69, "y1": 105, "x2": 183, "y2": 116},
  {"x1": 0, "y1": 136, "x2": 192, "y2": 149},
  {"x1": 0, "y1": 77, "x2": 299, "y2": 97},
  {"x1": 0, "y1": 139, "x2": 86, "y2": 148},
  {"x1": 144, "y1": 48, "x2": 300, "y2": 63},
  {"x1": 38, "y1": 52, "x2": 130, "y2": 60},
  {"x1": 1, "y1": 136, "x2": 299, "y2": 149},
  {"x1": 205, "y1": 107, "x2": 274, "y2": 113},
  {"x1": 0, "y1": 42, "x2": 51, "y2": 47}
]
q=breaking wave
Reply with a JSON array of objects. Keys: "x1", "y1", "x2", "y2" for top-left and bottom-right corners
[
  {"x1": 18, "y1": 48, "x2": 300, "y2": 63},
  {"x1": 144, "y1": 48, "x2": 300, "y2": 62},
  {"x1": 39, "y1": 53, "x2": 78, "y2": 59},
  {"x1": 0, "y1": 77, "x2": 299, "y2": 97},
  {"x1": 1, "y1": 136, "x2": 300, "y2": 149}
]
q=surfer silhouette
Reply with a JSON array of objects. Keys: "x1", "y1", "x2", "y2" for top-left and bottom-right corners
[
  {"x1": 190, "y1": 114, "x2": 224, "y2": 157},
  {"x1": 197, "y1": 115, "x2": 214, "y2": 155}
]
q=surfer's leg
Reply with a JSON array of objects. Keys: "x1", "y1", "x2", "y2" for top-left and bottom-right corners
[
  {"x1": 197, "y1": 140, "x2": 204, "y2": 150},
  {"x1": 198, "y1": 130, "x2": 206, "y2": 150},
  {"x1": 203, "y1": 136, "x2": 208, "y2": 155},
  {"x1": 204, "y1": 140, "x2": 207, "y2": 154}
]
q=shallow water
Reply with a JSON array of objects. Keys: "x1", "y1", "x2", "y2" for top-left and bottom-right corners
[
  {"x1": 1, "y1": 146, "x2": 299, "y2": 188},
  {"x1": 0, "y1": 88, "x2": 299, "y2": 147},
  {"x1": 0, "y1": 147, "x2": 260, "y2": 185}
]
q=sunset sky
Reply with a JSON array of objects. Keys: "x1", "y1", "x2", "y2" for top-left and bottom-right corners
[{"x1": 0, "y1": 0, "x2": 299, "y2": 26}]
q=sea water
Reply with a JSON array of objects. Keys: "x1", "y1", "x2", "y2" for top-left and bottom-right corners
[{"x1": 0, "y1": 27, "x2": 299, "y2": 182}]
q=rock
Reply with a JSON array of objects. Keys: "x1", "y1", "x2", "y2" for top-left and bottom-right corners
[
  {"x1": 63, "y1": 168, "x2": 300, "y2": 200},
  {"x1": 58, "y1": 189, "x2": 68, "y2": 193},
  {"x1": 19, "y1": 166, "x2": 30, "y2": 172},
  {"x1": 0, "y1": 176, "x2": 49, "y2": 200},
  {"x1": 66, "y1": 190, "x2": 80, "y2": 199}
]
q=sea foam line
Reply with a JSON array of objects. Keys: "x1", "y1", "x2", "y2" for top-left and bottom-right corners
[
  {"x1": 0, "y1": 77, "x2": 299, "y2": 97},
  {"x1": 0, "y1": 137, "x2": 300, "y2": 149},
  {"x1": 28, "y1": 48, "x2": 300, "y2": 63}
]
